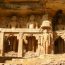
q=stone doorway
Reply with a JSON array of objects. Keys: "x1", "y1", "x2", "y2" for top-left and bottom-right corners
[
  {"x1": 23, "y1": 35, "x2": 38, "y2": 57},
  {"x1": 3, "y1": 35, "x2": 18, "y2": 56},
  {"x1": 54, "y1": 36, "x2": 65, "y2": 54}
]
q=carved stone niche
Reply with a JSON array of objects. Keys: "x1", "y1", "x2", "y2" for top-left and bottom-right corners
[
  {"x1": 28, "y1": 15, "x2": 35, "y2": 29},
  {"x1": 9, "y1": 16, "x2": 17, "y2": 28}
]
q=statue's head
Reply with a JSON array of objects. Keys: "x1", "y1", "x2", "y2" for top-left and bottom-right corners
[
  {"x1": 29, "y1": 15, "x2": 35, "y2": 22},
  {"x1": 43, "y1": 29, "x2": 48, "y2": 33},
  {"x1": 11, "y1": 16, "x2": 17, "y2": 22}
]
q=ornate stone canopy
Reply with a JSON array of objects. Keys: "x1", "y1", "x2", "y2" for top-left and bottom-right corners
[{"x1": 41, "y1": 20, "x2": 51, "y2": 29}]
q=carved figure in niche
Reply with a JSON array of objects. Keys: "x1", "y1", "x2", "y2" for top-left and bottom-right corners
[
  {"x1": 19, "y1": 17, "x2": 25, "y2": 28},
  {"x1": 10, "y1": 16, "x2": 17, "y2": 28},
  {"x1": 42, "y1": 14, "x2": 49, "y2": 21},
  {"x1": 35, "y1": 22, "x2": 38, "y2": 29},
  {"x1": 28, "y1": 15, "x2": 35, "y2": 29},
  {"x1": 0, "y1": 17, "x2": 7, "y2": 28},
  {"x1": 41, "y1": 29, "x2": 51, "y2": 54},
  {"x1": 29, "y1": 15, "x2": 35, "y2": 22}
]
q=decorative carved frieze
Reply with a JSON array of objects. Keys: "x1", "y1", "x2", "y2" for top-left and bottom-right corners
[{"x1": 0, "y1": 15, "x2": 43, "y2": 28}]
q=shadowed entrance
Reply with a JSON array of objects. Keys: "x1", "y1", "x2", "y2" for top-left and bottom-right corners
[
  {"x1": 54, "y1": 36, "x2": 65, "y2": 54},
  {"x1": 23, "y1": 35, "x2": 38, "y2": 56},
  {"x1": 4, "y1": 35, "x2": 18, "y2": 55}
]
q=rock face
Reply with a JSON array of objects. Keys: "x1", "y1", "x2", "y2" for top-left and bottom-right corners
[{"x1": 0, "y1": 0, "x2": 65, "y2": 65}]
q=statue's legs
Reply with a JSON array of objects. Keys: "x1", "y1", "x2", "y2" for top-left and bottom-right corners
[
  {"x1": 45, "y1": 42, "x2": 49, "y2": 54},
  {"x1": 43, "y1": 41, "x2": 49, "y2": 54}
]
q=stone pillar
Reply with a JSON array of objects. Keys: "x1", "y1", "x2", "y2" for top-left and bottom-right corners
[
  {"x1": 18, "y1": 33, "x2": 23, "y2": 57},
  {"x1": 0, "y1": 32, "x2": 4, "y2": 56},
  {"x1": 36, "y1": 35, "x2": 42, "y2": 55}
]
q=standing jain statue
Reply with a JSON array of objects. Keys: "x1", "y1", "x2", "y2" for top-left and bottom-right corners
[
  {"x1": 41, "y1": 29, "x2": 51, "y2": 54},
  {"x1": 40, "y1": 19, "x2": 52, "y2": 54}
]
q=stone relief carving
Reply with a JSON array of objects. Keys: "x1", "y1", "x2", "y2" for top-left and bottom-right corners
[{"x1": 0, "y1": 15, "x2": 43, "y2": 28}]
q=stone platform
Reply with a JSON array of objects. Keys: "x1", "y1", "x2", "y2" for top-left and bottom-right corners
[{"x1": 0, "y1": 54, "x2": 65, "y2": 65}]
